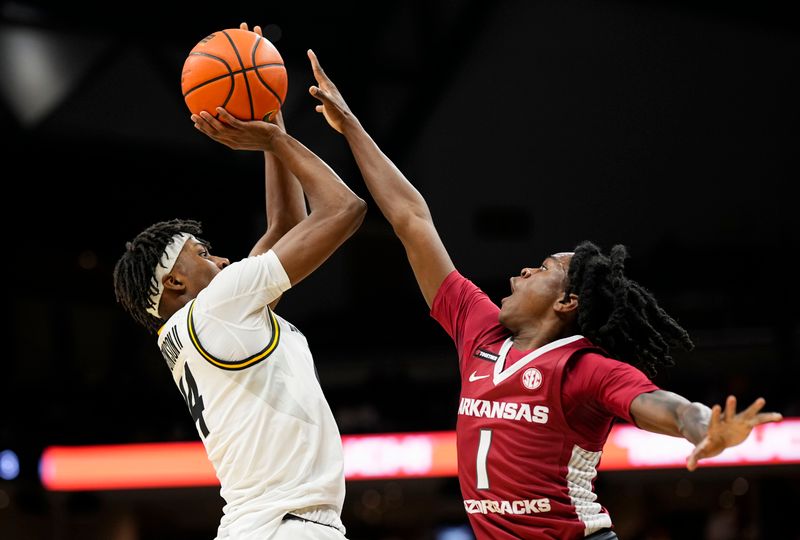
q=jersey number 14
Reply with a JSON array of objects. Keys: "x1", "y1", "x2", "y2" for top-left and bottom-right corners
[{"x1": 179, "y1": 363, "x2": 210, "y2": 438}]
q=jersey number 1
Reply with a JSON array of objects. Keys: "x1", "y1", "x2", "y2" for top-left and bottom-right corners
[
  {"x1": 179, "y1": 364, "x2": 210, "y2": 438},
  {"x1": 476, "y1": 429, "x2": 492, "y2": 490}
]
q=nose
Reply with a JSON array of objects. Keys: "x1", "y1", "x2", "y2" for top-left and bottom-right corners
[
  {"x1": 521, "y1": 268, "x2": 532, "y2": 278},
  {"x1": 213, "y1": 256, "x2": 230, "y2": 269}
]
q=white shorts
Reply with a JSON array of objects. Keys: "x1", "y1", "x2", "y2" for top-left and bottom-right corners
[{"x1": 272, "y1": 517, "x2": 349, "y2": 540}]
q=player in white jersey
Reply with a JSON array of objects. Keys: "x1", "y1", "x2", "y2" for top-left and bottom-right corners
[{"x1": 113, "y1": 32, "x2": 366, "y2": 538}]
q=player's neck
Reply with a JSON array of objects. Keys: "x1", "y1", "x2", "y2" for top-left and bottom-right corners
[
  {"x1": 160, "y1": 294, "x2": 192, "y2": 321},
  {"x1": 512, "y1": 321, "x2": 575, "y2": 351},
  {"x1": 510, "y1": 327, "x2": 562, "y2": 352}
]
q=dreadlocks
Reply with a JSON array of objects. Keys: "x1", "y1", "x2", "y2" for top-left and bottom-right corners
[
  {"x1": 113, "y1": 219, "x2": 207, "y2": 333},
  {"x1": 566, "y1": 241, "x2": 694, "y2": 377}
]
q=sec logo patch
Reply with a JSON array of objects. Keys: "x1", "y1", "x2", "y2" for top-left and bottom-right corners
[{"x1": 521, "y1": 367, "x2": 543, "y2": 390}]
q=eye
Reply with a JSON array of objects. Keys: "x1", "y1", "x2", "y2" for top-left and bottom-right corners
[
  {"x1": 199, "y1": 250, "x2": 209, "y2": 257},
  {"x1": 539, "y1": 264, "x2": 547, "y2": 271}
]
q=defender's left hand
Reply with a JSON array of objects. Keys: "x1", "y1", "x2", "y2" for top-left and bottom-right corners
[{"x1": 686, "y1": 396, "x2": 782, "y2": 471}]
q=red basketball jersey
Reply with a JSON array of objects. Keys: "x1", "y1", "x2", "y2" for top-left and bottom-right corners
[{"x1": 431, "y1": 271, "x2": 658, "y2": 540}]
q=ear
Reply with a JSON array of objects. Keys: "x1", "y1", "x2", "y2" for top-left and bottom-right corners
[
  {"x1": 162, "y1": 273, "x2": 186, "y2": 292},
  {"x1": 553, "y1": 292, "x2": 579, "y2": 314}
]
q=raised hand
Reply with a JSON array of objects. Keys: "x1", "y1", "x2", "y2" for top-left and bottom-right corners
[
  {"x1": 307, "y1": 49, "x2": 354, "y2": 134},
  {"x1": 686, "y1": 396, "x2": 783, "y2": 471},
  {"x1": 192, "y1": 107, "x2": 280, "y2": 151}
]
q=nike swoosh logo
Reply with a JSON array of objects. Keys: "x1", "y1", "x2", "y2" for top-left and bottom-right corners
[{"x1": 468, "y1": 371, "x2": 490, "y2": 382}]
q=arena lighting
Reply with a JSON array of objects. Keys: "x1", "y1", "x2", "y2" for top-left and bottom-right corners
[
  {"x1": 40, "y1": 432, "x2": 457, "y2": 491},
  {"x1": 0, "y1": 449, "x2": 20, "y2": 480},
  {"x1": 601, "y1": 419, "x2": 800, "y2": 469},
  {"x1": 40, "y1": 421, "x2": 800, "y2": 491},
  {"x1": 0, "y1": 26, "x2": 105, "y2": 126}
]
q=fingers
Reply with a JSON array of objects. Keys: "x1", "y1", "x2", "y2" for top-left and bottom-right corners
[
  {"x1": 308, "y1": 49, "x2": 327, "y2": 82},
  {"x1": 710, "y1": 403, "x2": 722, "y2": 426},
  {"x1": 200, "y1": 110, "x2": 226, "y2": 130},
  {"x1": 240, "y1": 22, "x2": 262, "y2": 36},
  {"x1": 309, "y1": 85, "x2": 328, "y2": 103},
  {"x1": 724, "y1": 395, "x2": 737, "y2": 419},
  {"x1": 307, "y1": 48, "x2": 320, "y2": 70},
  {"x1": 191, "y1": 109, "x2": 238, "y2": 142},
  {"x1": 686, "y1": 441, "x2": 707, "y2": 472},
  {"x1": 742, "y1": 397, "x2": 766, "y2": 417},
  {"x1": 191, "y1": 112, "x2": 217, "y2": 134},
  {"x1": 215, "y1": 107, "x2": 241, "y2": 126},
  {"x1": 754, "y1": 412, "x2": 783, "y2": 425}
]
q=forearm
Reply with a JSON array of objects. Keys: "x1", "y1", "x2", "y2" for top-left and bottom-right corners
[
  {"x1": 631, "y1": 390, "x2": 710, "y2": 444},
  {"x1": 341, "y1": 117, "x2": 433, "y2": 234},
  {"x1": 267, "y1": 131, "x2": 366, "y2": 287},
  {"x1": 337, "y1": 116, "x2": 454, "y2": 307},
  {"x1": 633, "y1": 390, "x2": 782, "y2": 471},
  {"x1": 250, "y1": 151, "x2": 308, "y2": 256},
  {"x1": 270, "y1": 133, "x2": 361, "y2": 214}
]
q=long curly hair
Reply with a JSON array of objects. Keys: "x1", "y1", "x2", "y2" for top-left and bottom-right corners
[{"x1": 566, "y1": 241, "x2": 694, "y2": 376}]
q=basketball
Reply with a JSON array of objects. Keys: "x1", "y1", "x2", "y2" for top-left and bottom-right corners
[{"x1": 181, "y1": 28, "x2": 287, "y2": 122}]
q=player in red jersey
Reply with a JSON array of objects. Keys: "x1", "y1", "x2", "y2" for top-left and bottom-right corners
[{"x1": 305, "y1": 51, "x2": 784, "y2": 540}]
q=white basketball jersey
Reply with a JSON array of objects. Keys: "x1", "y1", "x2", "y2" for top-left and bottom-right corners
[{"x1": 156, "y1": 250, "x2": 346, "y2": 539}]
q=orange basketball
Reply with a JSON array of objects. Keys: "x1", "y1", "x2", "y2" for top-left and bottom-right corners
[{"x1": 181, "y1": 28, "x2": 287, "y2": 121}]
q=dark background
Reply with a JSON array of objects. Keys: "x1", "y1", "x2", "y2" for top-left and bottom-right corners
[{"x1": 1, "y1": 0, "x2": 798, "y2": 539}]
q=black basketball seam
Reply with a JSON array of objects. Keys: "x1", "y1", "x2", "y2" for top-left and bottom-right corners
[
  {"x1": 251, "y1": 37, "x2": 284, "y2": 111},
  {"x1": 183, "y1": 52, "x2": 233, "y2": 97},
  {"x1": 253, "y1": 66, "x2": 285, "y2": 109},
  {"x1": 183, "y1": 64, "x2": 284, "y2": 98},
  {"x1": 221, "y1": 30, "x2": 255, "y2": 120}
]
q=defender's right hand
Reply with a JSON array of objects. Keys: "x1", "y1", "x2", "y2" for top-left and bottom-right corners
[{"x1": 307, "y1": 49, "x2": 354, "y2": 134}]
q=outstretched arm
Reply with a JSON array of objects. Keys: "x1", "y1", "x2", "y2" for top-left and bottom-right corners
[
  {"x1": 192, "y1": 108, "x2": 366, "y2": 288},
  {"x1": 630, "y1": 390, "x2": 783, "y2": 471},
  {"x1": 307, "y1": 49, "x2": 454, "y2": 308}
]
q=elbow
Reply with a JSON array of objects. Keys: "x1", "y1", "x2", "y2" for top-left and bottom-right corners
[
  {"x1": 390, "y1": 207, "x2": 431, "y2": 240},
  {"x1": 265, "y1": 220, "x2": 297, "y2": 239},
  {"x1": 314, "y1": 195, "x2": 366, "y2": 236},
  {"x1": 345, "y1": 196, "x2": 367, "y2": 232},
  {"x1": 350, "y1": 197, "x2": 367, "y2": 230}
]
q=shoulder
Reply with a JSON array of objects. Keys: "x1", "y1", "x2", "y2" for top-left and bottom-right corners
[
  {"x1": 195, "y1": 250, "x2": 291, "y2": 313},
  {"x1": 569, "y1": 350, "x2": 631, "y2": 372},
  {"x1": 431, "y1": 270, "x2": 500, "y2": 330},
  {"x1": 565, "y1": 350, "x2": 652, "y2": 389},
  {"x1": 207, "y1": 251, "x2": 280, "y2": 286},
  {"x1": 560, "y1": 341, "x2": 660, "y2": 423},
  {"x1": 565, "y1": 349, "x2": 658, "y2": 404},
  {"x1": 435, "y1": 270, "x2": 477, "y2": 297},
  {"x1": 432, "y1": 270, "x2": 494, "y2": 310}
]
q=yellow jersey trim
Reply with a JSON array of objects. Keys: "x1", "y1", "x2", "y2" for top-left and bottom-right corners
[{"x1": 187, "y1": 300, "x2": 280, "y2": 370}]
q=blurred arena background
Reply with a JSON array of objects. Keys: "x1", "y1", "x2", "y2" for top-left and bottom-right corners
[{"x1": 1, "y1": 0, "x2": 798, "y2": 538}]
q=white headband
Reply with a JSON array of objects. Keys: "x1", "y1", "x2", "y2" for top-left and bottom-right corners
[{"x1": 147, "y1": 233, "x2": 196, "y2": 318}]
